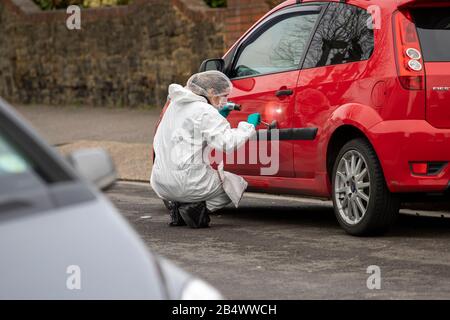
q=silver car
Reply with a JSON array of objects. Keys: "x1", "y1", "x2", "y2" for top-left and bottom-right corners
[{"x1": 0, "y1": 97, "x2": 221, "y2": 300}]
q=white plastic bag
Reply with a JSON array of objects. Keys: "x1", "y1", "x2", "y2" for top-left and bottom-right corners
[{"x1": 217, "y1": 162, "x2": 248, "y2": 208}]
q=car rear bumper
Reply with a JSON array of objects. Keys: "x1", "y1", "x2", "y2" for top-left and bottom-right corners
[{"x1": 369, "y1": 120, "x2": 450, "y2": 193}]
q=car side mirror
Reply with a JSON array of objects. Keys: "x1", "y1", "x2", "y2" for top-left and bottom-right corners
[
  {"x1": 199, "y1": 59, "x2": 225, "y2": 73},
  {"x1": 67, "y1": 148, "x2": 117, "y2": 190}
]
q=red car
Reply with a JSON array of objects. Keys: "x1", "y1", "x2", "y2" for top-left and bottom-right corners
[{"x1": 159, "y1": 0, "x2": 450, "y2": 236}]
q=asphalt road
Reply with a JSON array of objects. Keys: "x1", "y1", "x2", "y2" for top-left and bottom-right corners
[{"x1": 106, "y1": 181, "x2": 450, "y2": 300}]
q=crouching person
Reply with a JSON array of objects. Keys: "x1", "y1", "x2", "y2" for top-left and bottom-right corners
[{"x1": 150, "y1": 71, "x2": 261, "y2": 228}]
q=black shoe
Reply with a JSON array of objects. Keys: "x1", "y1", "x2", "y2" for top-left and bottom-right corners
[
  {"x1": 178, "y1": 202, "x2": 210, "y2": 229},
  {"x1": 167, "y1": 201, "x2": 186, "y2": 227}
]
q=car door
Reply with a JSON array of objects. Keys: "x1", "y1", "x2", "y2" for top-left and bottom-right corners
[
  {"x1": 294, "y1": 2, "x2": 375, "y2": 181},
  {"x1": 222, "y1": 4, "x2": 323, "y2": 177}
]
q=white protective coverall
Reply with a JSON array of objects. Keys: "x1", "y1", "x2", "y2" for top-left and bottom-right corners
[{"x1": 150, "y1": 83, "x2": 255, "y2": 212}]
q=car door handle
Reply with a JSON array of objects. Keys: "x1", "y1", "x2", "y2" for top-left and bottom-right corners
[{"x1": 275, "y1": 89, "x2": 293, "y2": 97}]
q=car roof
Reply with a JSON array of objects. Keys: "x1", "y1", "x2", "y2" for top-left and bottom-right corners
[{"x1": 275, "y1": 0, "x2": 400, "y2": 11}]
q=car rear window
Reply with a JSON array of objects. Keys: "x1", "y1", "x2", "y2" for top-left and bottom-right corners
[{"x1": 411, "y1": 8, "x2": 450, "y2": 62}]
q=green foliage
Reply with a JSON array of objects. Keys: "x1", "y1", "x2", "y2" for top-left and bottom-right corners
[
  {"x1": 34, "y1": 0, "x2": 225, "y2": 10},
  {"x1": 204, "y1": 0, "x2": 227, "y2": 8},
  {"x1": 34, "y1": 0, "x2": 83, "y2": 10},
  {"x1": 33, "y1": 0, "x2": 132, "y2": 10}
]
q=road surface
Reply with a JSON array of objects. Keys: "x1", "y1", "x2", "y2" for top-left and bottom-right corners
[{"x1": 106, "y1": 181, "x2": 450, "y2": 300}]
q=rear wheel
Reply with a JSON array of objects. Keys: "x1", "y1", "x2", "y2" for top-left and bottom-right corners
[{"x1": 331, "y1": 138, "x2": 399, "y2": 236}]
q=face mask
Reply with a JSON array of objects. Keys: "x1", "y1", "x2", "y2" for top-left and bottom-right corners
[
  {"x1": 218, "y1": 96, "x2": 228, "y2": 108},
  {"x1": 208, "y1": 90, "x2": 230, "y2": 108}
]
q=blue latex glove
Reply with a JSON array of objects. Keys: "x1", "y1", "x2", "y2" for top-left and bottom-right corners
[
  {"x1": 218, "y1": 103, "x2": 233, "y2": 118},
  {"x1": 247, "y1": 113, "x2": 261, "y2": 127}
]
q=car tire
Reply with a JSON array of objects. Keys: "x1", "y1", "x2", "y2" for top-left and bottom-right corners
[{"x1": 331, "y1": 138, "x2": 400, "y2": 236}]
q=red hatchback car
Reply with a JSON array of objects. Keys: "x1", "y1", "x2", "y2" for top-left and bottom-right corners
[{"x1": 158, "y1": 0, "x2": 450, "y2": 236}]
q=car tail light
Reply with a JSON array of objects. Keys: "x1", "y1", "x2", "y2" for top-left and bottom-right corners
[{"x1": 393, "y1": 10, "x2": 425, "y2": 90}]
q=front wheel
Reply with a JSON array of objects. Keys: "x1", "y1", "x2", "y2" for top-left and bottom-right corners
[{"x1": 331, "y1": 138, "x2": 400, "y2": 236}]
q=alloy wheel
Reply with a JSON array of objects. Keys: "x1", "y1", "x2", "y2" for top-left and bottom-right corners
[{"x1": 334, "y1": 150, "x2": 371, "y2": 225}]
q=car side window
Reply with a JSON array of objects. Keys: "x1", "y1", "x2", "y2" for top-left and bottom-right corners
[
  {"x1": 0, "y1": 133, "x2": 32, "y2": 177},
  {"x1": 0, "y1": 131, "x2": 48, "y2": 199},
  {"x1": 231, "y1": 11, "x2": 320, "y2": 79},
  {"x1": 303, "y1": 2, "x2": 374, "y2": 69}
]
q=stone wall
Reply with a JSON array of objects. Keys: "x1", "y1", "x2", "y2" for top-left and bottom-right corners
[
  {"x1": 0, "y1": 0, "x2": 284, "y2": 108},
  {"x1": 0, "y1": 0, "x2": 225, "y2": 107}
]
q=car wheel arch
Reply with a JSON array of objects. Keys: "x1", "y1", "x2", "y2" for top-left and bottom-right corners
[
  {"x1": 326, "y1": 125, "x2": 367, "y2": 181},
  {"x1": 324, "y1": 104, "x2": 386, "y2": 193}
]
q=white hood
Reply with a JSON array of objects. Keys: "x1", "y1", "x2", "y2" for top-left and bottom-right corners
[{"x1": 168, "y1": 84, "x2": 207, "y2": 105}]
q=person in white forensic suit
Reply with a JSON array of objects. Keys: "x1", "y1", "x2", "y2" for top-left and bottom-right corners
[{"x1": 150, "y1": 71, "x2": 261, "y2": 228}]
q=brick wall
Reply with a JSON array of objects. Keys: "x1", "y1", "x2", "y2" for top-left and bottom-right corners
[
  {"x1": 173, "y1": 0, "x2": 286, "y2": 49},
  {"x1": 224, "y1": 0, "x2": 271, "y2": 48}
]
